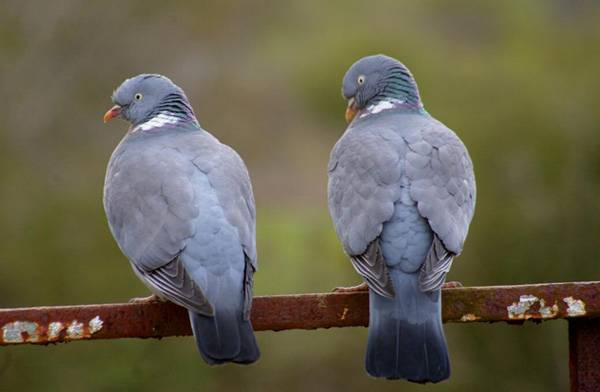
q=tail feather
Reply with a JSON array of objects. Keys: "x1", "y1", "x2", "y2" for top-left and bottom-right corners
[
  {"x1": 189, "y1": 309, "x2": 260, "y2": 365},
  {"x1": 366, "y1": 269, "x2": 449, "y2": 382}
]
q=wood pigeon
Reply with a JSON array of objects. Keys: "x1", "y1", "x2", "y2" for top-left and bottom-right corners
[
  {"x1": 103, "y1": 74, "x2": 260, "y2": 365},
  {"x1": 328, "y1": 55, "x2": 476, "y2": 382}
]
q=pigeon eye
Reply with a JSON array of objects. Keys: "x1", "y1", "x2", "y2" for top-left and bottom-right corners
[
  {"x1": 134, "y1": 93, "x2": 143, "y2": 101},
  {"x1": 357, "y1": 75, "x2": 366, "y2": 85}
]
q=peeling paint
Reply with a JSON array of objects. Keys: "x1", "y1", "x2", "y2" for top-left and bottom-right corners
[
  {"x1": 47, "y1": 322, "x2": 64, "y2": 340},
  {"x1": 0, "y1": 282, "x2": 598, "y2": 346},
  {"x1": 460, "y1": 313, "x2": 480, "y2": 322},
  {"x1": 340, "y1": 307, "x2": 349, "y2": 321},
  {"x1": 507, "y1": 295, "x2": 564, "y2": 320},
  {"x1": 2, "y1": 321, "x2": 39, "y2": 343},
  {"x1": 89, "y1": 316, "x2": 103, "y2": 334},
  {"x1": 66, "y1": 321, "x2": 85, "y2": 339},
  {"x1": 564, "y1": 297, "x2": 586, "y2": 317},
  {"x1": 1, "y1": 316, "x2": 104, "y2": 344},
  {"x1": 507, "y1": 295, "x2": 539, "y2": 319},
  {"x1": 538, "y1": 299, "x2": 559, "y2": 319}
]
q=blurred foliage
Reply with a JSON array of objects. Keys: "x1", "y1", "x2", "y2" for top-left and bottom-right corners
[{"x1": 1, "y1": 0, "x2": 599, "y2": 391}]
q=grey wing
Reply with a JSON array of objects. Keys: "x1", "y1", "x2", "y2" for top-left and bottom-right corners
[
  {"x1": 419, "y1": 236, "x2": 453, "y2": 292},
  {"x1": 328, "y1": 130, "x2": 403, "y2": 298},
  {"x1": 350, "y1": 241, "x2": 395, "y2": 298},
  {"x1": 192, "y1": 142, "x2": 257, "y2": 318},
  {"x1": 104, "y1": 145, "x2": 213, "y2": 315},
  {"x1": 132, "y1": 258, "x2": 212, "y2": 315},
  {"x1": 405, "y1": 120, "x2": 476, "y2": 291}
]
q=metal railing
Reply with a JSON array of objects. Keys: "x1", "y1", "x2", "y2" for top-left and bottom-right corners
[{"x1": 1, "y1": 281, "x2": 599, "y2": 391}]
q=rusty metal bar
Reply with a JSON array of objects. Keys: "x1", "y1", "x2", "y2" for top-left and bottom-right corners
[
  {"x1": 569, "y1": 318, "x2": 600, "y2": 392},
  {"x1": 0, "y1": 281, "x2": 599, "y2": 346}
]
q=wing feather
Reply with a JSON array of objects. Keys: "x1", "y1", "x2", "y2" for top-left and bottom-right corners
[
  {"x1": 105, "y1": 130, "x2": 257, "y2": 314},
  {"x1": 133, "y1": 258, "x2": 213, "y2": 315},
  {"x1": 419, "y1": 235, "x2": 453, "y2": 292},
  {"x1": 350, "y1": 241, "x2": 395, "y2": 298},
  {"x1": 405, "y1": 120, "x2": 476, "y2": 291}
]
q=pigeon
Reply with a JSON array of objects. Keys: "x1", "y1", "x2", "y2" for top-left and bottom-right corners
[
  {"x1": 328, "y1": 55, "x2": 476, "y2": 382},
  {"x1": 102, "y1": 74, "x2": 260, "y2": 365}
]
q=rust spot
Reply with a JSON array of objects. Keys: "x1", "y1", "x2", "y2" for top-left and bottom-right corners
[
  {"x1": 460, "y1": 313, "x2": 480, "y2": 322},
  {"x1": 316, "y1": 295, "x2": 328, "y2": 309},
  {"x1": 569, "y1": 318, "x2": 600, "y2": 390},
  {"x1": 340, "y1": 307, "x2": 349, "y2": 321},
  {"x1": 0, "y1": 281, "x2": 599, "y2": 345}
]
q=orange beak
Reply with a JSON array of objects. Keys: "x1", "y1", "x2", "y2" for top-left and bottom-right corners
[
  {"x1": 103, "y1": 105, "x2": 122, "y2": 123},
  {"x1": 345, "y1": 97, "x2": 358, "y2": 123}
]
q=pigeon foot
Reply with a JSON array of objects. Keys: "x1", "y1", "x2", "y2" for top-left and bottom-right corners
[
  {"x1": 129, "y1": 294, "x2": 164, "y2": 304},
  {"x1": 442, "y1": 281, "x2": 463, "y2": 289},
  {"x1": 333, "y1": 282, "x2": 369, "y2": 293}
]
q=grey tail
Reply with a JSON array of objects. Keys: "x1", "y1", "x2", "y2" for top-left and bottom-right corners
[
  {"x1": 366, "y1": 269, "x2": 450, "y2": 383},
  {"x1": 189, "y1": 309, "x2": 260, "y2": 365}
]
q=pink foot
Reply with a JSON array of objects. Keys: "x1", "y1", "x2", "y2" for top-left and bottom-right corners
[{"x1": 442, "y1": 281, "x2": 463, "y2": 289}]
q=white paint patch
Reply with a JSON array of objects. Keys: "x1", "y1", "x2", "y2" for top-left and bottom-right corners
[
  {"x1": 133, "y1": 112, "x2": 180, "y2": 133},
  {"x1": 66, "y1": 320, "x2": 85, "y2": 339},
  {"x1": 47, "y1": 322, "x2": 64, "y2": 340},
  {"x1": 88, "y1": 316, "x2": 103, "y2": 334},
  {"x1": 538, "y1": 299, "x2": 559, "y2": 319},
  {"x1": 2, "y1": 321, "x2": 39, "y2": 343},
  {"x1": 2, "y1": 316, "x2": 103, "y2": 344},
  {"x1": 563, "y1": 297, "x2": 586, "y2": 317},
  {"x1": 507, "y1": 294, "x2": 539, "y2": 319}
]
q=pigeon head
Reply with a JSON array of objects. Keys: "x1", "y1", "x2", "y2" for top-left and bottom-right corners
[
  {"x1": 341, "y1": 54, "x2": 421, "y2": 123},
  {"x1": 104, "y1": 74, "x2": 196, "y2": 127}
]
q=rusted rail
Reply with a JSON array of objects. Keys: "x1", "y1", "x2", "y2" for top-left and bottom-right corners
[
  {"x1": 1, "y1": 281, "x2": 599, "y2": 391},
  {"x1": 1, "y1": 281, "x2": 598, "y2": 343}
]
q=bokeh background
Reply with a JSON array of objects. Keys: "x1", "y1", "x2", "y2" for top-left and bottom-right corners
[{"x1": 1, "y1": 1, "x2": 599, "y2": 391}]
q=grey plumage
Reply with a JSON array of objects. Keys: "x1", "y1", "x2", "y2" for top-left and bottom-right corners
[
  {"x1": 103, "y1": 74, "x2": 259, "y2": 364},
  {"x1": 329, "y1": 55, "x2": 475, "y2": 382}
]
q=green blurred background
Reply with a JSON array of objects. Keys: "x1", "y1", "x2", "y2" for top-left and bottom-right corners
[{"x1": 1, "y1": 0, "x2": 599, "y2": 390}]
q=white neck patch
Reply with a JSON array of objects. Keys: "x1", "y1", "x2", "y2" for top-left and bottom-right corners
[
  {"x1": 131, "y1": 112, "x2": 181, "y2": 133},
  {"x1": 359, "y1": 99, "x2": 405, "y2": 119}
]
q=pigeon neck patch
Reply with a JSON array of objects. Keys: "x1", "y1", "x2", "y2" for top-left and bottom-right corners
[
  {"x1": 358, "y1": 98, "x2": 420, "y2": 120},
  {"x1": 131, "y1": 112, "x2": 196, "y2": 133}
]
